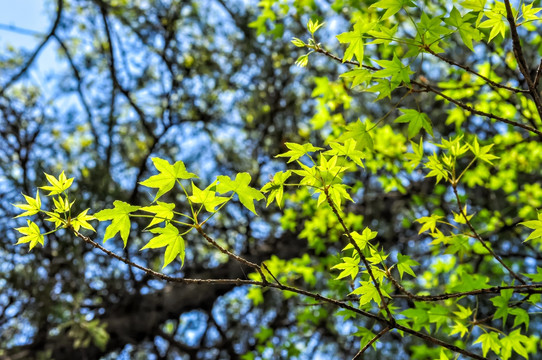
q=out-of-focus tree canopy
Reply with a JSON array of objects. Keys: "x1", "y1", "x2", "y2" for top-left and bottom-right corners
[{"x1": 2, "y1": 0, "x2": 542, "y2": 359}]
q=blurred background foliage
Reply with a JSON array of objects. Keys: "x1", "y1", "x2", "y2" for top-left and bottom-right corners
[{"x1": 1, "y1": 0, "x2": 542, "y2": 359}]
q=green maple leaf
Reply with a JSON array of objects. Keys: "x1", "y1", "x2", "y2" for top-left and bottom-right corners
[
  {"x1": 95, "y1": 201, "x2": 140, "y2": 246},
  {"x1": 336, "y1": 20, "x2": 375, "y2": 63},
  {"x1": 336, "y1": 120, "x2": 374, "y2": 151},
  {"x1": 350, "y1": 280, "x2": 390, "y2": 306},
  {"x1": 444, "y1": 7, "x2": 483, "y2": 51},
  {"x1": 524, "y1": 266, "x2": 542, "y2": 282},
  {"x1": 416, "y1": 214, "x2": 443, "y2": 234},
  {"x1": 395, "y1": 109, "x2": 433, "y2": 139},
  {"x1": 13, "y1": 190, "x2": 41, "y2": 217},
  {"x1": 396, "y1": 253, "x2": 419, "y2": 279},
  {"x1": 339, "y1": 67, "x2": 372, "y2": 88},
  {"x1": 324, "y1": 139, "x2": 365, "y2": 167},
  {"x1": 276, "y1": 142, "x2": 323, "y2": 163},
  {"x1": 141, "y1": 223, "x2": 185, "y2": 268},
  {"x1": 331, "y1": 256, "x2": 360, "y2": 280},
  {"x1": 15, "y1": 220, "x2": 44, "y2": 251},
  {"x1": 500, "y1": 329, "x2": 532, "y2": 360},
  {"x1": 374, "y1": 55, "x2": 414, "y2": 90},
  {"x1": 370, "y1": 0, "x2": 416, "y2": 19},
  {"x1": 521, "y1": 3, "x2": 542, "y2": 22},
  {"x1": 479, "y1": 8, "x2": 507, "y2": 42},
  {"x1": 346, "y1": 227, "x2": 377, "y2": 251},
  {"x1": 188, "y1": 182, "x2": 229, "y2": 213},
  {"x1": 261, "y1": 170, "x2": 291, "y2": 208},
  {"x1": 425, "y1": 153, "x2": 449, "y2": 183},
  {"x1": 71, "y1": 209, "x2": 96, "y2": 232},
  {"x1": 490, "y1": 288, "x2": 513, "y2": 324},
  {"x1": 474, "y1": 332, "x2": 501, "y2": 357},
  {"x1": 462, "y1": 0, "x2": 487, "y2": 12},
  {"x1": 216, "y1": 173, "x2": 264, "y2": 215},
  {"x1": 520, "y1": 212, "x2": 542, "y2": 241},
  {"x1": 469, "y1": 137, "x2": 499, "y2": 164},
  {"x1": 140, "y1": 201, "x2": 176, "y2": 228},
  {"x1": 140, "y1": 157, "x2": 197, "y2": 201},
  {"x1": 404, "y1": 138, "x2": 424, "y2": 170},
  {"x1": 40, "y1": 171, "x2": 74, "y2": 195}
]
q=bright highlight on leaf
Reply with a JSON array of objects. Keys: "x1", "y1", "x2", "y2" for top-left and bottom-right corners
[
  {"x1": 261, "y1": 170, "x2": 291, "y2": 208},
  {"x1": 140, "y1": 201, "x2": 176, "y2": 228},
  {"x1": 15, "y1": 220, "x2": 44, "y2": 251},
  {"x1": 40, "y1": 171, "x2": 74, "y2": 195},
  {"x1": 141, "y1": 223, "x2": 185, "y2": 269},
  {"x1": 188, "y1": 182, "x2": 229, "y2": 213},
  {"x1": 140, "y1": 158, "x2": 197, "y2": 201},
  {"x1": 13, "y1": 190, "x2": 41, "y2": 218},
  {"x1": 216, "y1": 173, "x2": 264, "y2": 215},
  {"x1": 71, "y1": 209, "x2": 96, "y2": 232},
  {"x1": 95, "y1": 201, "x2": 140, "y2": 246}
]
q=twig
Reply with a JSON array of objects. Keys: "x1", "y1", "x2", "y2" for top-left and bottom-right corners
[
  {"x1": 415, "y1": 82, "x2": 542, "y2": 136},
  {"x1": 313, "y1": 45, "x2": 542, "y2": 137},
  {"x1": 195, "y1": 226, "x2": 268, "y2": 284},
  {"x1": 503, "y1": 0, "x2": 542, "y2": 121},
  {"x1": 324, "y1": 187, "x2": 395, "y2": 323},
  {"x1": 534, "y1": 58, "x2": 542, "y2": 88},
  {"x1": 423, "y1": 46, "x2": 529, "y2": 94},
  {"x1": 452, "y1": 185, "x2": 526, "y2": 284},
  {"x1": 352, "y1": 326, "x2": 390, "y2": 360},
  {"x1": 72, "y1": 228, "x2": 488, "y2": 360},
  {"x1": 0, "y1": 0, "x2": 63, "y2": 96}
]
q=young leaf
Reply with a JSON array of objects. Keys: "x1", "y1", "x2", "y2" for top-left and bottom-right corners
[
  {"x1": 40, "y1": 171, "x2": 74, "y2": 195},
  {"x1": 396, "y1": 253, "x2": 420, "y2": 279},
  {"x1": 519, "y1": 212, "x2": 542, "y2": 241},
  {"x1": 474, "y1": 332, "x2": 501, "y2": 357},
  {"x1": 94, "y1": 201, "x2": 141, "y2": 246},
  {"x1": 394, "y1": 109, "x2": 433, "y2": 139},
  {"x1": 307, "y1": 19, "x2": 325, "y2": 34},
  {"x1": 71, "y1": 209, "x2": 96, "y2": 232},
  {"x1": 350, "y1": 280, "x2": 390, "y2": 306},
  {"x1": 444, "y1": 7, "x2": 482, "y2": 51},
  {"x1": 216, "y1": 173, "x2": 264, "y2": 215},
  {"x1": 13, "y1": 190, "x2": 41, "y2": 218},
  {"x1": 188, "y1": 183, "x2": 229, "y2": 213},
  {"x1": 346, "y1": 227, "x2": 377, "y2": 251},
  {"x1": 15, "y1": 220, "x2": 44, "y2": 251},
  {"x1": 141, "y1": 223, "x2": 185, "y2": 268},
  {"x1": 331, "y1": 256, "x2": 360, "y2": 280},
  {"x1": 276, "y1": 142, "x2": 323, "y2": 163},
  {"x1": 370, "y1": 0, "x2": 416, "y2": 19},
  {"x1": 336, "y1": 20, "x2": 375, "y2": 63},
  {"x1": 140, "y1": 157, "x2": 197, "y2": 201},
  {"x1": 374, "y1": 55, "x2": 414, "y2": 89},
  {"x1": 140, "y1": 201, "x2": 176, "y2": 228},
  {"x1": 479, "y1": 8, "x2": 507, "y2": 42},
  {"x1": 324, "y1": 139, "x2": 365, "y2": 167},
  {"x1": 261, "y1": 170, "x2": 292, "y2": 208}
]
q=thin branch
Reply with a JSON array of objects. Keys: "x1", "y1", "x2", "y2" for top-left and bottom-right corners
[
  {"x1": 352, "y1": 326, "x2": 390, "y2": 360},
  {"x1": 324, "y1": 187, "x2": 395, "y2": 323},
  {"x1": 452, "y1": 185, "x2": 526, "y2": 284},
  {"x1": 0, "y1": 23, "x2": 42, "y2": 36},
  {"x1": 0, "y1": 0, "x2": 63, "y2": 96},
  {"x1": 72, "y1": 228, "x2": 488, "y2": 360},
  {"x1": 313, "y1": 45, "x2": 542, "y2": 137},
  {"x1": 415, "y1": 82, "x2": 542, "y2": 136},
  {"x1": 503, "y1": 0, "x2": 542, "y2": 121},
  {"x1": 423, "y1": 46, "x2": 529, "y2": 94},
  {"x1": 195, "y1": 226, "x2": 268, "y2": 284},
  {"x1": 534, "y1": 58, "x2": 542, "y2": 88}
]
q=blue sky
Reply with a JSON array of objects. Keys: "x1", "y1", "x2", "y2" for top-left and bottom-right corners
[{"x1": 0, "y1": 0, "x2": 59, "y2": 80}]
